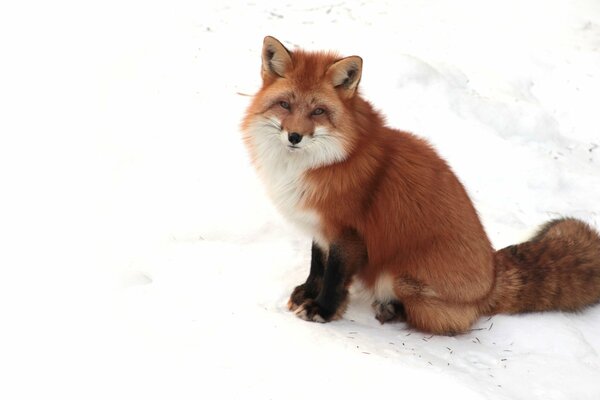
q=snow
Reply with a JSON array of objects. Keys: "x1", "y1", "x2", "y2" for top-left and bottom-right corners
[{"x1": 1, "y1": 0, "x2": 599, "y2": 399}]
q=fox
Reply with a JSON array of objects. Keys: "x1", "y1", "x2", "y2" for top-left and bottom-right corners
[{"x1": 241, "y1": 36, "x2": 600, "y2": 334}]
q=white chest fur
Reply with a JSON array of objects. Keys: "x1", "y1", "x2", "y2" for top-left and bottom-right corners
[
  {"x1": 245, "y1": 117, "x2": 348, "y2": 244},
  {"x1": 260, "y1": 155, "x2": 322, "y2": 238},
  {"x1": 247, "y1": 121, "x2": 322, "y2": 239}
]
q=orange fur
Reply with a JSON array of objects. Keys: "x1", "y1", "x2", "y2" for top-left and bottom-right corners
[{"x1": 242, "y1": 37, "x2": 600, "y2": 334}]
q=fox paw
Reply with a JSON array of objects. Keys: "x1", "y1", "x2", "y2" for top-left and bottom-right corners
[
  {"x1": 287, "y1": 283, "x2": 317, "y2": 312},
  {"x1": 373, "y1": 300, "x2": 406, "y2": 324},
  {"x1": 287, "y1": 284, "x2": 307, "y2": 312},
  {"x1": 293, "y1": 299, "x2": 337, "y2": 323}
]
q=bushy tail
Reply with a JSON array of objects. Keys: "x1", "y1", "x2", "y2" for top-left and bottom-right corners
[{"x1": 489, "y1": 218, "x2": 600, "y2": 315}]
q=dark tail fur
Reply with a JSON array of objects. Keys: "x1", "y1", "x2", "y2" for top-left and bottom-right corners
[{"x1": 490, "y1": 218, "x2": 600, "y2": 315}]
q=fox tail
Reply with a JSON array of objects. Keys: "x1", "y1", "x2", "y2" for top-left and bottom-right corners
[{"x1": 489, "y1": 218, "x2": 600, "y2": 315}]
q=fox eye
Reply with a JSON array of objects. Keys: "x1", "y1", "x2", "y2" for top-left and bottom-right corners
[
  {"x1": 312, "y1": 108, "x2": 325, "y2": 116},
  {"x1": 280, "y1": 101, "x2": 290, "y2": 110}
]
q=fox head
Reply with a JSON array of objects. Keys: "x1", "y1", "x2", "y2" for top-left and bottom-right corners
[{"x1": 242, "y1": 36, "x2": 364, "y2": 170}]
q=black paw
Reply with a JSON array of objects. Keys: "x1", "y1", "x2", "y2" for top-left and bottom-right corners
[
  {"x1": 287, "y1": 283, "x2": 318, "y2": 312},
  {"x1": 293, "y1": 299, "x2": 337, "y2": 323},
  {"x1": 287, "y1": 284, "x2": 308, "y2": 312}
]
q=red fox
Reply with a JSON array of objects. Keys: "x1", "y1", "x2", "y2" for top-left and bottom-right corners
[{"x1": 241, "y1": 36, "x2": 600, "y2": 334}]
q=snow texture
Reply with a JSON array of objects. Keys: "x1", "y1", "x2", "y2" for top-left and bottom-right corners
[{"x1": 1, "y1": 1, "x2": 599, "y2": 399}]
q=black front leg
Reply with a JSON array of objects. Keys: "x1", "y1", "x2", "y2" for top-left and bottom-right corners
[
  {"x1": 295, "y1": 230, "x2": 368, "y2": 322},
  {"x1": 295, "y1": 244, "x2": 349, "y2": 322},
  {"x1": 287, "y1": 241, "x2": 326, "y2": 312}
]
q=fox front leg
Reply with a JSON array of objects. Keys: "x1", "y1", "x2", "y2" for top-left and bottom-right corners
[
  {"x1": 294, "y1": 243, "x2": 350, "y2": 322},
  {"x1": 292, "y1": 231, "x2": 365, "y2": 323},
  {"x1": 288, "y1": 241, "x2": 326, "y2": 312}
]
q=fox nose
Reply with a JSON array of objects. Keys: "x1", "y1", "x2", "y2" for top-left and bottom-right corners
[{"x1": 288, "y1": 132, "x2": 302, "y2": 145}]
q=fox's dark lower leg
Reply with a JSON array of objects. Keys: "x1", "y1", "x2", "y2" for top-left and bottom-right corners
[
  {"x1": 288, "y1": 242, "x2": 326, "y2": 311},
  {"x1": 293, "y1": 231, "x2": 366, "y2": 323},
  {"x1": 294, "y1": 244, "x2": 349, "y2": 322}
]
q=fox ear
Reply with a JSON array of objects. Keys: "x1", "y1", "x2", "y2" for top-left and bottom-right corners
[
  {"x1": 328, "y1": 56, "x2": 363, "y2": 98},
  {"x1": 262, "y1": 36, "x2": 292, "y2": 81}
]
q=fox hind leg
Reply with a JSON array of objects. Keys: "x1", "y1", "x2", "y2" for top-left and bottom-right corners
[{"x1": 403, "y1": 299, "x2": 481, "y2": 335}]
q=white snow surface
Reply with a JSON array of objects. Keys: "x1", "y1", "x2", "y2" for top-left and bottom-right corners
[{"x1": 1, "y1": 1, "x2": 600, "y2": 399}]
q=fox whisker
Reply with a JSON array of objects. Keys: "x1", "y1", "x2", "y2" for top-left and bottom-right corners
[{"x1": 263, "y1": 117, "x2": 282, "y2": 131}]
